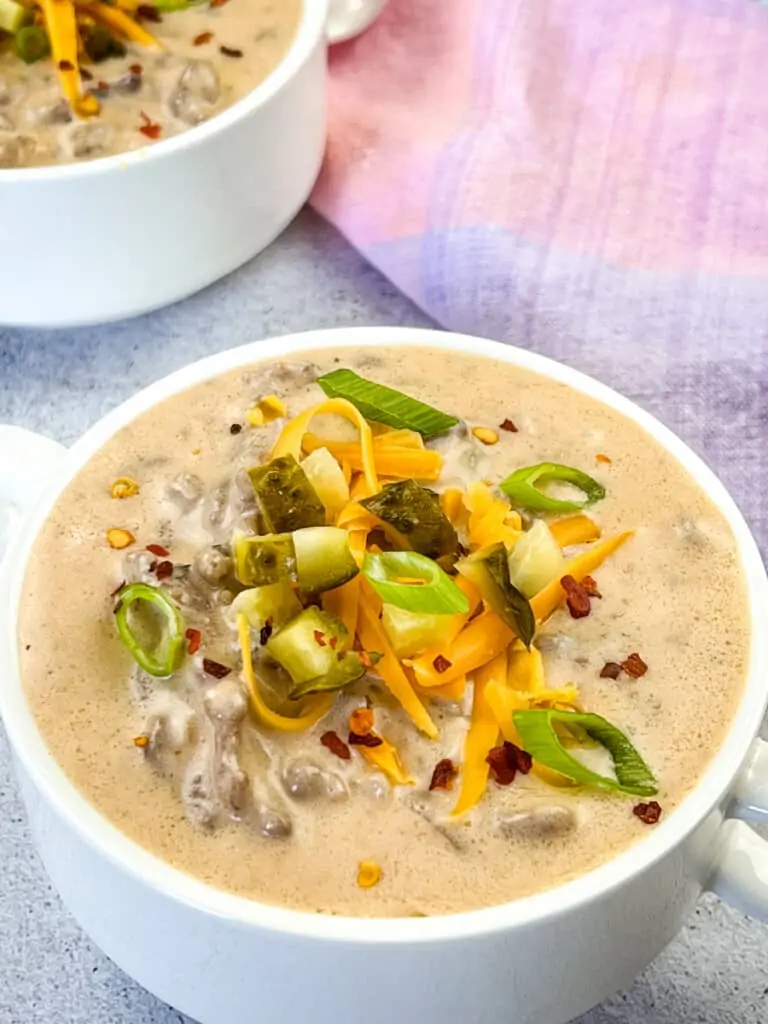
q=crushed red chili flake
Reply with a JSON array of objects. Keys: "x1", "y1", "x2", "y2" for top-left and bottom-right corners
[
  {"x1": 560, "y1": 574, "x2": 592, "y2": 619},
  {"x1": 129, "y1": 62, "x2": 143, "y2": 75},
  {"x1": 219, "y1": 44, "x2": 243, "y2": 57},
  {"x1": 313, "y1": 630, "x2": 327, "y2": 647},
  {"x1": 499, "y1": 418, "x2": 518, "y2": 433},
  {"x1": 210, "y1": 0, "x2": 229, "y2": 8},
  {"x1": 97, "y1": 80, "x2": 110, "y2": 93},
  {"x1": 486, "y1": 741, "x2": 533, "y2": 786},
  {"x1": 321, "y1": 731, "x2": 351, "y2": 760},
  {"x1": 185, "y1": 628, "x2": 201, "y2": 655},
  {"x1": 110, "y1": 579, "x2": 126, "y2": 598},
  {"x1": 600, "y1": 661, "x2": 623, "y2": 680},
  {"x1": 133, "y1": 735, "x2": 149, "y2": 748},
  {"x1": 229, "y1": 423, "x2": 242, "y2": 435},
  {"x1": 596, "y1": 453, "x2": 612, "y2": 465},
  {"x1": 259, "y1": 619, "x2": 273, "y2": 646},
  {"x1": 621, "y1": 652, "x2": 648, "y2": 679},
  {"x1": 633, "y1": 800, "x2": 662, "y2": 825},
  {"x1": 194, "y1": 30, "x2": 214, "y2": 45},
  {"x1": 581, "y1": 575, "x2": 602, "y2": 599},
  {"x1": 202, "y1": 658, "x2": 232, "y2": 679},
  {"x1": 138, "y1": 111, "x2": 162, "y2": 140},
  {"x1": 148, "y1": 561, "x2": 158, "y2": 573},
  {"x1": 58, "y1": 59, "x2": 74, "y2": 71},
  {"x1": 432, "y1": 654, "x2": 452, "y2": 674},
  {"x1": 155, "y1": 560, "x2": 174, "y2": 581},
  {"x1": 329, "y1": 635, "x2": 338, "y2": 650},
  {"x1": 80, "y1": 67, "x2": 94, "y2": 81},
  {"x1": 429, "y1": 758, "x2": 459, "y2": 791},
  {"x1": 146, "y1": 543, "x2": 170, "y2": 557},
  {"x1": 137, "y1": 3, "x2": 162, "y2": 20},
  {"x1": 349, "y1": 731, "x2": 384, "y2": 748}
]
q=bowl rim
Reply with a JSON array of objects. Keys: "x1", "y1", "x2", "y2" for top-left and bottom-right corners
[
  {"x1": 0, "y1": 0, "x2": 323, "y2": 183},
  {"x1": 2, "y1": 325, "x2": 767, "y2": 944}
]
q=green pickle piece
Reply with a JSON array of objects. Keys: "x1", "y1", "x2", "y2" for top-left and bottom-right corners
[
  {"x1": 248, "y1": 455, "x2": 325, "y2": 533},
  {"x1": 234, "y1": 532, "x2": 295, "y2": 586},
  {"x1": 266, "y1": 607, "x2": 366, "y2": 700},
  {"x1": 457, "y1": 543, "x2": 535, "y2": 647},
  {"x1": 361, "y1": 479, "x2": 459, "y2": 562}
]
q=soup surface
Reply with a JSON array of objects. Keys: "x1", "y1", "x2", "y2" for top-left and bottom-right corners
[
  {"x1": 19, "y1": 347, "x2": 749, "y2": 917},
  {"x1": 0, "y1": 0, "x2": 301, "y2": 168}
]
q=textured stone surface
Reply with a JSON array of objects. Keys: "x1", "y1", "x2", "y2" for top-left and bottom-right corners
[{"x1": 0, "y1": 210, "x2": 766, "y2": 1023}]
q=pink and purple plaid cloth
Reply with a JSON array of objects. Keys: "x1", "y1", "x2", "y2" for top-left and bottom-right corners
[{"x1": 312, "y1": 0, "x2": 768, "y2": 555}]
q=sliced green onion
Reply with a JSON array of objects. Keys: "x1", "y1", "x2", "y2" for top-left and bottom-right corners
[
  {"x1": 362, "y1": 551, "x2": 469, "y2": 614},
  {"x1": 512, "y1": 709, "x2": 658, "y2": 796},
  {"x1": 114, "y1": 583, "x2": 185, "y2": 678},
  {"x1": 0, "y1": 0, "x2": 28, "y2": 34},
  {"x1": 500, "y1": 463, "x2": 606, "y2": 514},
  {"x1": 14, "y1": 25, "x2": 50, "y2": 63},
  {"x1": 317, "y1": 368, "x2": 459, "y2": 439}
]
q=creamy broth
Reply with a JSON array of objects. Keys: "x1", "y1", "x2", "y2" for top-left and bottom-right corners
[
  {"x1": 19, "y1": 348, "x2": 749, "y2": 917},
  {"x1": 0, "y1": 0, "x2": 301, "y2": 168}
]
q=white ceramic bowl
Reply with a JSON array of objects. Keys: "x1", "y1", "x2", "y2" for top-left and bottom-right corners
[
  {"x1": 1, "y1": 327, "x2": 767, "y2": 1024},
  {"x1": 0, "y1": 0, "x2": 384, "y2": 328}
]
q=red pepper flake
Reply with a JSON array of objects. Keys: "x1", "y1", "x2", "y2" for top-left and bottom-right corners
[
  {"x1": 596, "y1": 453, "x2": 612, "y2": 465},
  {"x1": 146, "y1": 543, "x2": 170, "y2": 557},
  {"x1": 313, "y1": 630, "x2": 327, "y2": 647},
  {"x1": 194, "y1": 30, "x2": 213, "y2": 45},
  {"x1": 80, "y1": 67, "x2": 94, "y2": 82},
  {"x1": 349, "y1": 731, "x2": 384, "y2": 748},
  {"x1": 138, "y1": 111, "x2": 162, "y2": 140},
  {"x1": 129, "y1": 63, "x2": 143, "y2": 75},
  {"x1": 97, "y1": 80, "x2": 110, "y2": 93},
  {"x1": 560, "y1": 574, "x2": 592, "y2": 619},
  {"x1": 349, "y1": 708, "x2": 375, "y2": 735},
  {"x1": 499, "y1": 418, "x2": 518, "y2": 433},
  {"x1": 155, "y1": 560, "x2": 174, "y2": 581},
  {"x1": 133, "y1": 735, "x2": 149, "y2": 748},
  {"x1": 359, "y1": 650, "x2": 376, "y2": 669},
  {"x1": 202, "y1": 658, "x2": 232, "y2": 679},
  {"x1": 185, "y1": 628, "x2": 201, "y2": 655},
  {"x1": 329, "y1": 635, "x2": 338, "y2": 650},
  {"x1": 486, "y1": 741, "x2": 533, "y2": 786},
  {"x1": 259, "y1": 618, "x2": 273, "y2": 646},
  {"x1": 321, "y1": 730, "x2": 351, "y2": 760},
  {"x1": 110, "y1": 579, "x2": 126, "y2": 598},
  {"x1": 600, "y1": 661, "x2": 623, "y2": 680},
  {"x1": 219, "y1": 44, "x2": 243, "y2": 57},
  {"x1": 210, "y1": 0, "x2": 229, "y2": 8},
  {"x1": 581, "y1": 575, "x2": 602, "y2": 599},
  {"x1": 429, "y1": 758, "x2": 459, "y2": 791},
  {"x1": 621, "y1": 652, "x2": 648, "y2": 679},
  {"x1": 432, "y1": 654, "x2": 452, "y2": 674},
  {"x1": 137, "y1": 4, "x2": 162, "y2": 21},
  {"x1": 58, "y1": 59, "x2": 74, "y2": 71},
  {"x1": 633, "y1": 800, "x2": 662, "y2": 825}
]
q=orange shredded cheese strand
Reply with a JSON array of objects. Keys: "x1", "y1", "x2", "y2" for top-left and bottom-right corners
[
  {"x1": 75, "y1": 0, "x2": 161, "y2": 47},
  {"x1": 272, "y1": 397, "x2": 378, "y2": 495},
  {"x1": 41, "y1": 0, "x2": 99, "y2": 117},
  {"x1": 452, "y1": 653, "x2": 505, "y2": 816},
  {"x1": 237, "y1": 614, "x2": 332, "y2": 732},
  {"x1": 549, "y1": 514, "x2": 602, "y2": 548},
  {"x1": 357, "y1": 737, "x2": 414, "y2": 785},
  {"x1": 530, "y1": 531, "x2": 634, "y2": 624},
  {"x1": 302, "y1": 434, "x2": 443, "y2": 482},
  {"x1": 357, "y1": 588, "x2": 438, "y2": 738},
  {"x1": 411, "y1": 609, "x2": 514, "y2": 688},
  {"x1": 440, "y1": 488, "x2": 467, "y2": 527},
  {"x1": 420, "y1": 675, "x2": 467, "y2": 701}
]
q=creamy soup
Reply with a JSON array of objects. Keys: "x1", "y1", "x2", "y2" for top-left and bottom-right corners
[
  {"x1": 19, "y1": 348, "x2": 749, "y2": 917},
  {"x1": 0, "y1": 0, "x2": 301, "y2": 168}
]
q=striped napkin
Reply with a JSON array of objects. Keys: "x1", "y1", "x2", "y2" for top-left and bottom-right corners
[{"x1": 311, "y1": 0, "x2": 768, "y2": 555}]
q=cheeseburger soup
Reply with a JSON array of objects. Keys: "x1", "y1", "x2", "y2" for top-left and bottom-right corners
[
  {"x1": 19, "y1": 348, "x2": 749, "y2": 917},
  {"x1": 0, "y1": 0, "x2": 301, "y2": 167}
]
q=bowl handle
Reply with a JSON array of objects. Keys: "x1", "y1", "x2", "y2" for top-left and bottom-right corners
[
  {"x1": 326, "y1": 0, "x2": 387, "y2": 45},
  {"x1": 708, "y1": 739, "x2": 768, "y2": 918},
  {"x1": 0, "y1": 425, "x2": 67, "y2": 564}
]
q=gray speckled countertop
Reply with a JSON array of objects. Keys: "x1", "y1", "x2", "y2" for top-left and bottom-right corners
[{"x1": 1, "y1": 210, "x2": 767, "y2": 1024}]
